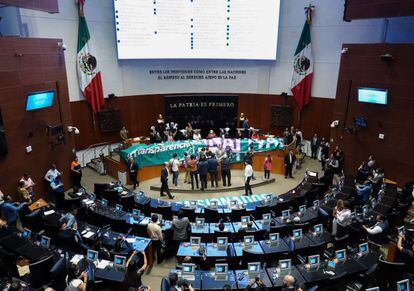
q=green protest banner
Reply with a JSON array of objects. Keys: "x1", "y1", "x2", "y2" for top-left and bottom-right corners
[{"x1": 119, "y1": 138, "x2": 284, "y2": 168}]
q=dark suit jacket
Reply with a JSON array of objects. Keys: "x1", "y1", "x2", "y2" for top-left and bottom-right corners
[
  {"x1": 311, "y1": 137, "x2": 321, "y2": 148},
  {"x1": 284, "y1": 153, "x2": 296, "y2": 165},
  {"x1": 161, "y1": 167, "x2": 169, "y2": 183},
  {"x1": 128, "y1": 162, "x2": 138, "y2": 174}
]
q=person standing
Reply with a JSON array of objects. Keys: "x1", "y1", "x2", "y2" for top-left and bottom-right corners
[
  {"x1": 244, "y1": 161, "x2": 253, "y2": 196},
  {"x1": 208, "y1": 154, "x2": 219, "y2": 188},
  {"x1": 221, "y1": 154, "x2": 231, "y2": 187},
  {"x1": 183, "y1": 152, "x2": 190, "y2": 184},
  {"x1": 19, "y1": 173, "x2": 35, "y2": 197},
  {"x1": 147, "y1": 214, "x2": 163, "y2": 264},
  {"x1": 187, "y1": 155, "x2": 199, "y2": 190},
  {"x1": 242, "y1": 118, "x2": 250, "y2": 139},
  {"x1": 172, "y1": 211, "x2": 190, "y2": 252},
  {"x1": 332, "y1": 199, "x2": 351, "y2": 237},
  {"x1": 263, "y1": 154, "x2": 272, "y2": 180},
  {"x1": 284, "y1": 149, "x2": 296, "y2": 179},
  {"x1": 310, "y1": 133, "x2": 321, "y2": 159},
  {"x1": 320, "y1": 142, "x2": 329, "y2": 171},
  {"x1": 44, "y1": 164, "x2": 62, "y2": 183},
  {"x1": 128, "y1": 157, "x2": 139, "y2": 190},
  {"x1": 70, "y1": 156, "x2": 82, "y2": 190},
  {"x1": 119, "y1": 126, "x2": 129, "y2": 141},
  {"x1": 169, "y1": 153, "x2": 180, "y2": 187},
  {"x1": 51, "y1": 175, "x2": 65, "y2": 209},
  {"x1": 160, "y1": 163, "x2": 174, "y2": 199},
  {"x1": 198, "y1": 157, "x2": 209, "y2": 191}
]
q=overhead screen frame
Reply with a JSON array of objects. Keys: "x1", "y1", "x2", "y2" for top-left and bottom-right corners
[
  {"x1": 113, "y1": 0, "x2": 281, "y2": 61},
  {"x1": 25, "y1": 90, "x2": 56, "y2": 112},
  {"x1": 357, "y1": 87, "x2": 388, "y2": 105}
]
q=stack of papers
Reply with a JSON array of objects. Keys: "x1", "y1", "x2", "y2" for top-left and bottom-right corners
[
  {"x1": 44, "y1": 210, "x2": 55, "y2": 216},
  {"x1": 97, "y1": 260, "x2": 110, "y2": 269},
  {"x1": 83, "y1": 231, "x2": 95, "y2": 238}
]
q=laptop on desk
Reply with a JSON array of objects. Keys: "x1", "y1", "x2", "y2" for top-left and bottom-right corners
[
  {"x1": 182, "y1": 263, "x2": 196, "y2": 281},
  {"x1": 307, "y1": 255, "x2": 320, "y2": 271},
  {"x1": 248, "y1": 262, "x2": 260, "y2": 279},
  {"x1": 279, "y1": 259, "x2": 292, "y2": 275},
  {"x1": 215, "y1": 263, "x2": 228, "y2": 281}
]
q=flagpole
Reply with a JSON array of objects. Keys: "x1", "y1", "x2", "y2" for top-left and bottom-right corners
[
  {"x1": 77, "y1": 0, "x2": 97, "y2": 132},
  {"x1": 296, "y1": 3, "x2": 314, "y2": 128}
]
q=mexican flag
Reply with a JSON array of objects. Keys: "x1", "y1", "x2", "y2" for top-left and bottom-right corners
[
  {"x1": 290, "y1": 20, "x2": 313, "y2": 112},
  {"x1": 76, "y1": 1, "x2": 104, "y2": 113}
]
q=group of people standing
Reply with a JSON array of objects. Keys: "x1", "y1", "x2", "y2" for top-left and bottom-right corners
[{"x1": 159, "y1": 145, "x2": 235, "y2": 198}]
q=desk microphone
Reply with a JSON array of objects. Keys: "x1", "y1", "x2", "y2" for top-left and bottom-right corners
[{"x1": 249, "y1": 214, "x2": 256, "y2": 221}]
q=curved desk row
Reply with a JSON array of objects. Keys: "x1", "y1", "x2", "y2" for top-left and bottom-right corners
[{"x1": 169, "y1": 251, "x2": 379, "y2": 290}]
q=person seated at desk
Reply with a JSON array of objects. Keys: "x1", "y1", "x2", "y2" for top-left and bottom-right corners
[
  {"x1": 281, "y1": 274, "x2": 304, "y2": 291},
  {"x1": 215, "y1": 222, "x2": 230, "y2": 234},
  {"x1": 57, "y1": 221, "x2": 87, "y2": 252},
  {"x1": 169, "y1": 272, "x2": 180, "y2": 291},
  {"x1": 238, "y1": 221, "x2": 256, "y2": 234},
  {"x1": 332, "y1": 199, "x2": 351, "y2": 238},
  {"x1": 50, "y1": 175, "x2": 64, "y2": 209},
  {"x1": 19, "y1": 173, "x2": 35, "y2": 197},
  {"x1": 66, "y1": 264, "x2": 88, "y2": 291},
  {"x1": 1, "y1": 196, "x2": 26, "y2": 231},
  {"x1": 207, "y1": 129, "x2": 216, "y2": 139},
  {"x1": 125, "y1": 250, "x2": 148, "y2": 289},
  {"x1": 397, "y1": 234, "x2": 414, "y2": 261},
  {"x1": 176, "y1": 256, "x2": 199, "y2": 270},
  {"x1": 60, "y1": 207, "x2": 78, "y2": 230},
  {"x1": 7, "y1": 282, "x2": 25, "y2": 291},
  {"x1": 17, "y1": 181, "x2": 31, "y2": 204},
  {"x1": 114, "y1": 235, "x2": 134, "y2": 255},
  {"x1": 245, "y1": 277, "x2": 268, "y2": 290},
  {"x1": 356, "y1": 180, "x2": 372, "y2": 205},
  {"x1": 92, "y1": 237, "x2": 111, "y2": 260},
  {"x1": 362, "y1": 214, "x2": 389, "y2": 245}
]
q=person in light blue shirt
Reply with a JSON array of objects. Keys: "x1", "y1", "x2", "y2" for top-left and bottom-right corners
[
  {"x1": 50, "y1": 175, "x2": 64, "y2": 209},
  {"x1": 1, "y1": 196, "x2": 26, "y2": 230},
  {"x1": 356, "y1": 180, "x2": 372, "y2": 205}
]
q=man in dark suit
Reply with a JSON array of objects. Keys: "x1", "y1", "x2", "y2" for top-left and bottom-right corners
[
  {"x1": 207, "y1": 154, "x2": 219, "y2": 187},
  {"x1": 310, "y1": 133, "x2": 321, "y2": 159},
  {"x1": 128, "y1": 157, "x2": 139, "y2": 190},
  {"x1": 160, "y1": 162, "x2": 174, "y2": 199},
  {"x1": 198, "y1": 156, "x2": 209, "y2": 191},
  {"x1": 242, "y1": 118, "x2": 250, "y2": 139},
  {"x1": 284, "y1": 149, "x2": 296, "y2": 179}
]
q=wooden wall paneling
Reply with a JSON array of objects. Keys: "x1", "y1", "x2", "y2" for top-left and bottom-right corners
[
  {"x1": 331, "y1": 43, "x2": 414, "y2": 185},
  {"x1": 0, "y1": 37, "x2": 74, "y2": 200},
  {"x1": 71, "y1": 94, "x2": 335, "y2": 150},
  {"x1": 0, "y1": 0, "x2": 58, "y2": 13},
  {"x1": 344, "y1": 0, "x2": 414, "y2": 20}
]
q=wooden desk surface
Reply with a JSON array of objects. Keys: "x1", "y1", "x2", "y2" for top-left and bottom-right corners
[{"x1": 28, "y1": 198, "x2": 48, "y2": 212}]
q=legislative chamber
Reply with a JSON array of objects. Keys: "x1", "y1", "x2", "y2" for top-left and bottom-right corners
[{"x1": 0, "y1": 0, "x2": 413, "y2": 291}]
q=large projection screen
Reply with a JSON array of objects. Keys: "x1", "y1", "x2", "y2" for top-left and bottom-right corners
[{"x1": 113, "y1": 0, "x2": 280, "y2": 60}]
